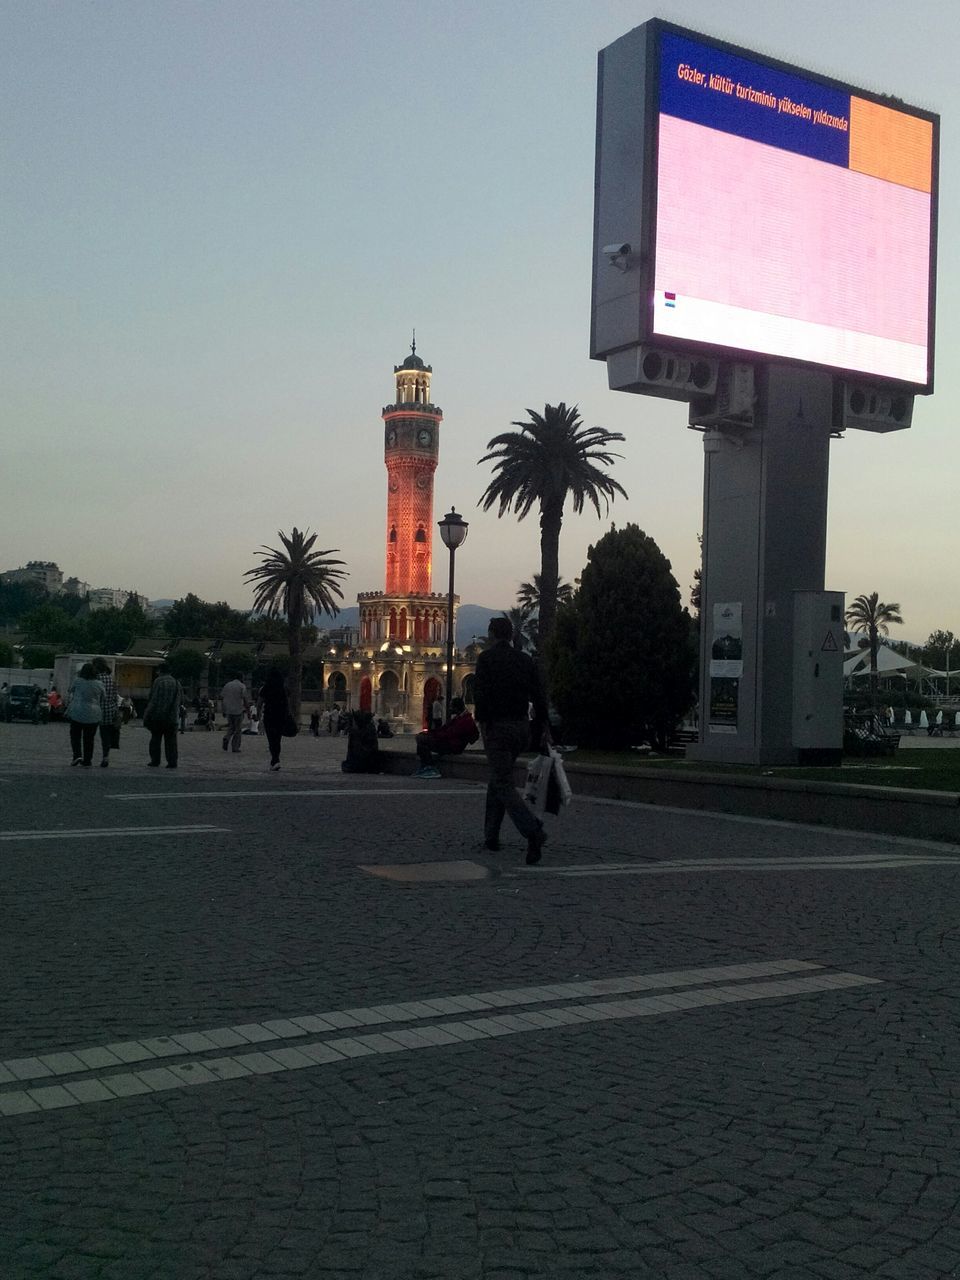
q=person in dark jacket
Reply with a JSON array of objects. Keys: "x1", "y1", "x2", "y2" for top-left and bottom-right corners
[
  {"x1": 143, "y1": 664, "x2": 183, "y2": 768},
  {"x1": 474, "y1": 615, "x2": 549, "y2": 863},
  {"x1": 257, "y1": 669, "x2": 290, "y2": 772},
  {"x1": 341, "y1": 710, "x2": 382, "y2": 773}
]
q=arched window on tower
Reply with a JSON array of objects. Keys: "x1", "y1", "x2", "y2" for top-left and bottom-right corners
[
  {"x1": 414, "y1": 526, "x2": 426, "y2": 546},
  {"x1": 389, "y1": 608, "x2": 397, "y2": 639},
  {"x1": 389, "y1": 525, "x2": 397, "y2": 543},
  {"x1": 398, "y1": 608, "x2": 408, "y2": 641}
]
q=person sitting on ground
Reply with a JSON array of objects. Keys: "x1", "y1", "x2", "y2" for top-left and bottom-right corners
[
  {"x1": 341, "y1": 710, "x2": 383, "y2": 774},
  {"x1": 414, "y1": 697, "x2": 479, "y2": 779},
  {"x1": 376, "y1": 717, "x2": 394, "y2": 739}
]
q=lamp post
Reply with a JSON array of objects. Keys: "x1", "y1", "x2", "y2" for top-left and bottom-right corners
[{"x1": 438, "y1": 508, "x2": 469, "y2": 721}]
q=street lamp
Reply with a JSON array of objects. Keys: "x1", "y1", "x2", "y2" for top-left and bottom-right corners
[{"x1": 438, "y1": 508, "x2": 469, "y2": 720}]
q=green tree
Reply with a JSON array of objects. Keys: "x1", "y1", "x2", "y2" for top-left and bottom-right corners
[
  {"x1": 0, "y1": 580, "x2": 47, "y2": 626},
  {"x1": 221, "y1": 651, "x2": 256, "y2": 678},
  {"x1": 690, "y1": 534, "x2": 702, "y2": 624},
  {"x1": 78, "y1": 604, "x2": 154, "y2": 655},
  {"x1": 516, "y1": 573, "x2": 573, "y2": 616},
  {"x1": 923, "y1": 629, "x2": 959, "y2": 672},
  {"x1": 504, "y1": 606, "x2": 537, "y2": 654},
  {"x1": 165, "y1": 593, "x2": 251, "y2": 640},
  {"x1": 548, "y1": 524, "x2": 695, "y2": 750},
  {"x1": 0, "y1": 639, "x2": 15, "y2": 667},
  {"x1": 844, "y1": 592, "x2": 904, "y2": 707},
  {"x1": 244, "y1": 528, "x2": 347, "y2": 717},
  {"x1": 247, "y1": 615, "x2": 289, "y2": 642},
  {"x1": 21, "y1": 603, "x2": 81, "y2": 647},
  {"x1": 479, "y1": 403, "x2": 627, "y2": 682},
  {"x1": 166, "y1": 648, "x2": 206, "y2": 685},
  {"x1": 21, "y1": 645, "x2": 57, "y2": 671}
]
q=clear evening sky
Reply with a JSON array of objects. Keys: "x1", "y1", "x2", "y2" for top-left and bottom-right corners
[{"x1": 1, "y1": 0, "x2": 955, "y2": 639}]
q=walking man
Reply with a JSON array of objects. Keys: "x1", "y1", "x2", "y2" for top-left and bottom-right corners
[
  {"x1": 474, "y1": 615, "x2": 549, "y2": 864},
  {"x1": 220, "y1": 672, "x2": 249, "y2": 754},
  {"x1": 143, "y1": 664, "x2": 183, "y2": 769}
]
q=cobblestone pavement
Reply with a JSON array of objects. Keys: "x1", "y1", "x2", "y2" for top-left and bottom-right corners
[{"x1": 2, "y1": 721, "x2": 960, "y2": 1279}]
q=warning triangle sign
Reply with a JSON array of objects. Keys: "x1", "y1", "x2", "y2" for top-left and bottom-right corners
[{"x1": 821, "y1": 630, "x2": 838, "y2": 652}]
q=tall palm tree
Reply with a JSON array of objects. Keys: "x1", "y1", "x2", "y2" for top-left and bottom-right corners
[
  {"x1": 245, "y1": 528, "x2": 347, "y2": 717},
  {"x1": 504, "y1": 605, "x2": 537, "y2": 654},
  {"x1": 517, "y1": 573, "x2": 574, "y2": 616},
  {"x1": 845, "y1": 592, "x2": 903, "y2": 707},
  {"x1": 479, "y1": 403, "x2": 626, "y2": 676}
]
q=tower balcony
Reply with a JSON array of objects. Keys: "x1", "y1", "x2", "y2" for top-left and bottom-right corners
[
  {"x1": 357, "y1": 590, "x2": 454, "y2": 605},
  {"x1": 381, "y1": 403, "x2": 443, "y2": 417}
]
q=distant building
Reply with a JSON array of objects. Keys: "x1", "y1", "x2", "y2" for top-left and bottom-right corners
[
  {"x1": 61, "y1": 577, "x2": 90, "y2": 597},
  {"x1": 88, "y1": 587, "x2": 146, "y2": 612},
  {"x1": 326, "y1": 625, "x2": 360, "y2": 649},
  {"x1": 1, "y1": 561, "x2": 63, "y2": 593}
]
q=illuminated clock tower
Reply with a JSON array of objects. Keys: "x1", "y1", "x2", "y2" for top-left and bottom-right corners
[
  {"x1": 382, "y1": 341, "x2": 441, "y2": 596},
  {"x1": 353, "y1": 341, "x2": 465, "y2": 725}
]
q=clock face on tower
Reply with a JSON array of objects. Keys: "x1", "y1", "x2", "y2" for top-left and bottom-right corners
[
  {"x1": 386, "y1": 429, "x2": 397, "y2": 446},
  {"x1": 417, "y1": 428, "x2": 432, "y2": 446}
]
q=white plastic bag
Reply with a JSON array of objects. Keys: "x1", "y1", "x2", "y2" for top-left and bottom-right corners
[
  {"x1": 549, "y1": 745, "x2": 573, "y2": 807},
  {"x1": 523, "y1": 753, "x2": 551, "y2": 815}
]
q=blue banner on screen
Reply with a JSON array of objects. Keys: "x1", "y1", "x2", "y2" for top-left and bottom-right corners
[{"x1": 660, "y1": 32, "x2": 850, "y2": 168}]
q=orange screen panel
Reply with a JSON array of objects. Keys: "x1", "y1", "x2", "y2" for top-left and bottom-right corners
[{"x1": 849, "y1": 96, "x2": 932, "y2": 194}]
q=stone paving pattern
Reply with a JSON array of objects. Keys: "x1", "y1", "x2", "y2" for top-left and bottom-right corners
[{"x1": 1, "y1": 721, "x2": 959, "y2": 1278}]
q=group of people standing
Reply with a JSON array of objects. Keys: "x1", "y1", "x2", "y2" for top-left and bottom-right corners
[
  {"x1": 61, "y1": 615, "x2": 552, "y2": 864},
  {"x1": 63, "y1": 658, "x2": 123, "y2": 767},
  {"x1": 63, "y1": 662, "x2": 295, "y2": 772},
  {"x1": 219, "y1": 669, "x2": 290, "y2": 770}
]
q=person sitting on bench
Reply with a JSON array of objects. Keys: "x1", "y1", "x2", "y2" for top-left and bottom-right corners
[{"x1": 414, "y1": 698, "x2": 479, "y2": 778}]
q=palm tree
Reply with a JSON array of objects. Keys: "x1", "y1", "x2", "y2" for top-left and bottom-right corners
[
  {"x1": 245, "y1": 528, "x2": 347, "y2": 717},
  {"x1": 504, "y1": 606, "x2": 537, "y2": 654},
  {"x1": 517, "y1": 573, "x2": 574, "y2": 616},
  {"x1": 845, "y1": 592, "x2": 903, "y2": 707},
  {"x1": 479, "y1": 403, "x2": 627, "y2": 676}
]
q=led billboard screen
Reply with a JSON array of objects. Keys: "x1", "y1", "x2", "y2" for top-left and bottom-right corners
[
  {"x1": 592, "y1": 22, "x2": 938, "y2": 392},
  {"x1": 653, "y1": 29, "x2": 935, "y2": 387}
]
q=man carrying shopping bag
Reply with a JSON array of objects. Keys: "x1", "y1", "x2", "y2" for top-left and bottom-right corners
[{"x1": 474, "y1": 615, "x2": 550, "y2": 864}]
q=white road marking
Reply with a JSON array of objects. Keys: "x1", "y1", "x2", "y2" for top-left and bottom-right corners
[
  {"x1": 0, "y1": 962, "x2": 879, "y2": 1116},
  {"x1": 579, "y1": 795, "x2": 960, "y2": 854},
  {"x1": 0, "y1": 958, "x2": 817, "y2": 1087},
  {"x1": 109, "y1": 788, "x2": 482, "y2": 800},
  {"x1": 0, "y1": 825, "x2": 229, "y2": 842},
  {"x1": 521, "y1": 852, "x2": 960, "y2": 877}
]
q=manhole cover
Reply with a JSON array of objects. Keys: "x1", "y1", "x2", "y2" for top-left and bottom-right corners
[{"x1": 360, "y1": 860, "x2": 491, "y2": 883}]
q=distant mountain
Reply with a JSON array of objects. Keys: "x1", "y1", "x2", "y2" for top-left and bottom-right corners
[
  {"x1": 456, "y1": 604, "x2": 502, "y2": 647},
  {"x1": 317, "y1": 603, "x2": 504, "y2": 648}
]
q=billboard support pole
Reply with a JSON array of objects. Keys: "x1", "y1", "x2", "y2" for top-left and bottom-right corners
[{"x1": 689, "y1": 363, "x2": 843, "y2": 766}]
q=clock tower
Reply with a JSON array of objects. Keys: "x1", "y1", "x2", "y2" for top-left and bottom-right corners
[
  {"x1": 352, "y1": 341, "x2": 467, "y2": 726},
  {"x1": 382, "y1": 341, "x2": 441, "y2": 595}
]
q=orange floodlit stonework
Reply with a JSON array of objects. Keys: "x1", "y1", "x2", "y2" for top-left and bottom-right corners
[{"x1": 325, "y1": 343, "x2": 473, "y2": 729}]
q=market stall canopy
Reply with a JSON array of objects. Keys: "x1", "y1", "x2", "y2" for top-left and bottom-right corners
[{"x1": 843, "y1": 646, "x2": 917, "y2": 677}]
